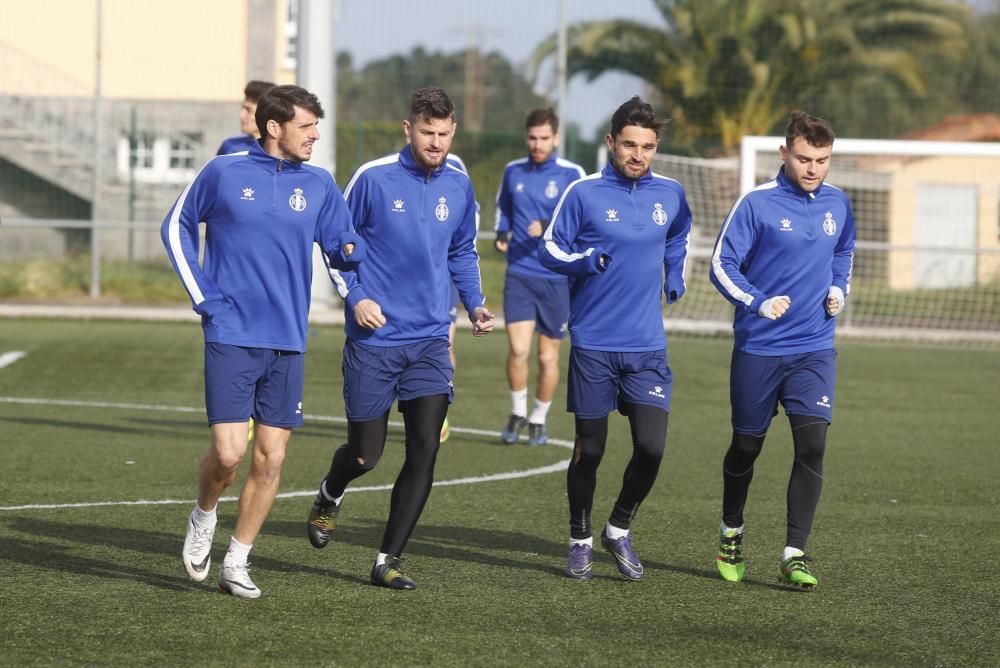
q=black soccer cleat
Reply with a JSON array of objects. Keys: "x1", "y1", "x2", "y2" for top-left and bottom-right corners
[
  {"x1": 370, "y1": 556, "x2": 417, "y2": 590},
  {"x1": 306, "y1": 490, "x2": 340, "y2": 549}
]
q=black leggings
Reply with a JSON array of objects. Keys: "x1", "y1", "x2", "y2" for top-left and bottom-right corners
[
  {"x1": 323, "y1": 394, "x2": 449, "y2": 556},
  {"x1": 721, "y1": 414, "x2": 828, "y2": 550},
  {"x1": 567, "y1": 403, "x2": 668, "y2": 540}
]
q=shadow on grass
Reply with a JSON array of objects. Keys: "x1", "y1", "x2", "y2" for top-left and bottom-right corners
[{"x1": 0, "y1": 516, "x2": 367, "y2": 590}]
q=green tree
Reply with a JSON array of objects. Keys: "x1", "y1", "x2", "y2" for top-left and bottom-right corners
[{"x1": 529, "y1": 0, "x2": 969, "y2": 152}]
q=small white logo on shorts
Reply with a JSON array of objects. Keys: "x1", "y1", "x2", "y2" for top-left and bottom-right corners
[
  {"x1": 648, "y1": 386, "x2": 666, "y2": 399},
  {"x1": 816, "y1": 395, "x2": 831, "y2": 408},
  {"x1": 296, "y1": 401, "x2": 303, "y2": 414}
]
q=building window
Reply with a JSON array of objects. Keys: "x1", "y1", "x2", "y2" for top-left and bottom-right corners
[{"x1": 116, "y1": 131, "x2": 200, "y2": 184}]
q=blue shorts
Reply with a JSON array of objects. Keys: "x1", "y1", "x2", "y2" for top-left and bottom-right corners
[
  {"x1": 204, "y1": 342, "x2": 305, "y2": 428},
  {"x1": 449, "y1": 284, "x2": 460, "y2": 324},
  {"x1": 730, "y1": 349, "x2": 837, "y2": 434},
  {"x1": 503, "y1": 272, "x2": 570, "y2": 339},
  {"x1": 342, "y1": 338, "x2": 454, "y2": 421},
  {"x1": 567, "y1": 347, "x2": 672, "y2": 419}
]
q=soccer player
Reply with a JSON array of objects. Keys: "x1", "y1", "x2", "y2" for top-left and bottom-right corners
[
  {"x1": 216, "y1": 80, "x2": 275, "y2": 155},
  {"x1": 495, "y1": 108, "x2": 585, "y2": 446},
  {"x1": 709, "y1": 111, "x2": 856, "y2": 590},
  {"x1": 540, "y1": 96, "x2": 692, "y2": 581},
  {"x1": 309, "y1": 87, "x2": 494, "y2": 590},
  {"x1": 163, "y1": 85, "x2": 363, "y2": 598}
]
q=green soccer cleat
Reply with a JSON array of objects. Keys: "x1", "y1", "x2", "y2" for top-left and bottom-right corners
[
  {"x1": 779, "y1": 554, "x2": 818, "y2": 590},
  {"x1": 716, "y1": 528, "x2": 745, "y2": 582},
  {"x1": 370, "y1": 556, "x2": 417, "y2": 590},
  {"x1": 306, "y1": 491, "x2": 340, "y2": 549}
]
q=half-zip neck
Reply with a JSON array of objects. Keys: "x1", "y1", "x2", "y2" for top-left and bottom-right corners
[{"x1": 601, "y1": 162, "x2": 652, "y2": 192}]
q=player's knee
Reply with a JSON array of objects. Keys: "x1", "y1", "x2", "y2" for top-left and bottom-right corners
[
  {"x1": 356, "y1": 452, "x2": 381, "y2": 471},
  {"x1": 633, "y1": 435, "x2": 666, "y2": 463},
  {"x1": 730, "y1": 432, "x2": 765, "y2": 462},
  {"x1": 509, "y1": 344, "x2": 530, "y2": 362},
  {"x1": 537, "y1": 346, "x2": 559, "y2": 369},
  {"x1": 791, "y1": 420, "x2": 828, "y2": 463}
]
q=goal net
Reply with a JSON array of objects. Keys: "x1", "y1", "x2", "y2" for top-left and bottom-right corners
[{"x1": 653, "y1": 137, "x2": 1000, "y2": 346}]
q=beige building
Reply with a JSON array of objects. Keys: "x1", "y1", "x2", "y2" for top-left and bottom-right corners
[{"x1": 0, "y1": 0, "x2": 299, "y2": 259}]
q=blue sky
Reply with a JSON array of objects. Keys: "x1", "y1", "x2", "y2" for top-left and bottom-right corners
[{"x1": 334, "y1": 0, "x2": 663, "y2": 139}]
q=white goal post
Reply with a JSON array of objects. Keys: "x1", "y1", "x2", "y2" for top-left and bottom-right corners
[{"x1": 651, "y1": 137, "x2": 1000, "y2": 346}]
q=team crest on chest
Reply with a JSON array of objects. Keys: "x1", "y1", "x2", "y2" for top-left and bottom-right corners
[
  {"x1": 288, "y1": 187, "x2": 307, "y2": 212},
  {"x1": 652, "y1": 202, "x2": 668, "y2": 226},
  {"x1": 823, "y1": 212, "x2": 837, "y2": 236},
  {"x1": 545, "y1": 180, "x2": 559, "y2": 199},
  {"x1": 435, "y1": 196, "x2": 449, "y2": 222}
]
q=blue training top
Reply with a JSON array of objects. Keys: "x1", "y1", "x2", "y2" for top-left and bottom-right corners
[
  {"x1": 494, "y1": 152, "x2": 585, "y2": 280},
  {"x1": 709, "y1": 167, "x2": 856, "y2": 355},
  {"x1": 162, "y1": 141, "x2": 362, "y2": 352},
  {"x1": 540, "y1": 162, "x2": 692, "y2": 352},
  {"x1": 331, "y1": 146, "x2": 485, "y2": 346}
]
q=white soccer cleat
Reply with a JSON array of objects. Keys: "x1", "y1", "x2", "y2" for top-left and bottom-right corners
[
  {"x1": 181, "y1": 513, "x2": 215, "y2": 582},
  {"x1": 218, "y1": 563, "x2": 262, "y2": 599}
]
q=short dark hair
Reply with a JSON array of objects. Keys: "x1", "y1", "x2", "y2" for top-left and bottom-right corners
[
  {"x1": 525, "y1": 108, "x2": 559, "y2": 133},
  {"x1": 609, "y1": 96, "x2": 667, "y2": 138},
  {"x1": 409, "y1": 86, "x2": 455, "y2": 123},
  {"x1": 255, "y1": 85, "x2": 324, "y2": 139},
  {"x1": 785, "y1": 111, "x2": 835, "y2": 149},
  {"x1": 244, "y1": 80, "x2": 275, "y2": 103}
]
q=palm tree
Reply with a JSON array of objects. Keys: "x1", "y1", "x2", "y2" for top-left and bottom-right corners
[{"x1": 529, "y1": 0, "x2": 969, "y2": 152}]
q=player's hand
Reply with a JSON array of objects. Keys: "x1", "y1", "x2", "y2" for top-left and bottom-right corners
[
  {"x1": 343, "y1": 243, "x2": 355, "y2": 256},
  {"x1": 469, "y1": 306, "x2": 495, "y2": 336},
  {"x1": 826, "y1": 286, "x2": 845, "y2": 316},
  {"x1": 527, "y1": 220, "x2": 544, "y2": 238},
  {"x1": 494, "y1": 231, "x2": 509, "y2": 253},
  {"x1": 354, "y1": 298, "x2": 386, "y2": 329},
  {"x1": 758, "y1": 295, "x2": 791, "y2": 320}
]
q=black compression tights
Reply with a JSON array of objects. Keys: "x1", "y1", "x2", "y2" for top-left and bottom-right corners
[
  {"x1": 568, "y1": 403, "x2": 668, "y2": 540},
  {"x1": 721, "y1": 414, "x2": 828, "y2": 550},
  {"x1": 322, "y1": 395, "x2": 448, "y2": 556}
]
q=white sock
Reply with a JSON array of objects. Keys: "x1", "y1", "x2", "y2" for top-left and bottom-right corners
[
  {"x1": 605, "y1": 524, "x2": 629, "y2": 540},
  {"x1": 192, "y1": 504, "x2": 217, "y2": 526},
  {"x1": 510, "y1": 388, "x2": 528, "y2": 417},
  {"x1": 528, "y1": 399, "x2": 552, "y2": 425},
  {"x1": 570, "y1": 537, "x2": 593, "y2": 548},
  {"x1": 782, "y1": 546, "x2": 804, "y2": 561},
  {"x1": 375, "y1": 552, "x2": 389, "y2": 566},
  {"x1": 720, "y1": 522, "x2": 744, "y2": 535},
  {"x1": 224, "y1": 537, "x2": 252, "y2": 567},
  {"x1": 320, "y1": 481, "x2": 344, "y2": 505}
]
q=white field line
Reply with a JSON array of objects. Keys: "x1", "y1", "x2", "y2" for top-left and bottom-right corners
[
  {"x1": 0, "y1": 396, "x2": 572, "y2": 512},
  {"x1": 0, "y1": 351, "x2": 27, "y2": 369}
]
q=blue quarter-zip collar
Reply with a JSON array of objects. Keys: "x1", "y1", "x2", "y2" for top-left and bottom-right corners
[
  {"x1": 776, "y1": 166, "x2": 822, "y2": 200},
  {"x1": 398, "y1": 144, "x2": 447, "y2": 181},
  {"x1": 527, "y1": 151, "x2": 560, "y2": 171},
  {"x1": 248, "y1": 140, "x2": 306, "y2": 173},
  {"x1": 601, "y1": 161, "x2": 653, "y2": 191}
]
